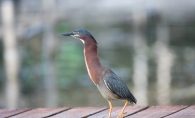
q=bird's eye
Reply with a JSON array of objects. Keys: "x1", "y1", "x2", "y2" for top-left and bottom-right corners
[{"x1": 74, "y1": 32, "x2": 79, "y2": 35}]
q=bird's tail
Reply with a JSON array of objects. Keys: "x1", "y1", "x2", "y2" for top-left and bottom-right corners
[{"x1": 128, "y1": 93, "x2": 137, "y2": 104}]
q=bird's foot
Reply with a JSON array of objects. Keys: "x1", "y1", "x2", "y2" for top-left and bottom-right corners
[{"x1": 117, "y1": 111, "x2": 126, "y2": 118}]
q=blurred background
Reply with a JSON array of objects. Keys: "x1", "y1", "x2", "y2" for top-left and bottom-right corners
[{"x1": 0, "y1": 0, "x2": 195, "y2": 108}]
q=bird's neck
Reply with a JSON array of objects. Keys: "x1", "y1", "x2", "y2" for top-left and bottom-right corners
[{"x1": 83, "y1": 41, "x2": 103, "y2": 85}]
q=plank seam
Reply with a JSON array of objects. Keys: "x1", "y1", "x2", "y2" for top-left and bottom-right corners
[
  {"x1": 82, "y1": 107, "x2": 108, "y2": 118},
  {"x1": 124, "y1": 106, "x2": 149, "y2": 117},
  {"x1": 44, "y1": 108, "x2": 71, "y2": 118},
  {"x1": 5, "y1": 109, "x2": 32, "y2": 118},
  {"x1": 161, "y1": 105, "x2": 189, "y2": 118}
]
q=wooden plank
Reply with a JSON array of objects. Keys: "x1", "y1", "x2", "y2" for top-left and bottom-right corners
[
  {"x1": 49, "y1": 107, "x2": 107, "y2": 118},
  {"x1": 165, "y1": 105, "x2": 195, "y2": 118},
  {"x1": 0, "y1": 108, "x2": 30, "y2": 118},
  {"x1": 89, "y1": 106, "x2": 148, "y2": 118},
  {"x1": 10, "y1": 107, "x2": 69, "y2": 118},
  {"x1": 126, "y1": 106, "x2": 188, "y2": 118},
  {"x1": 0, "y1": 109, "x2": 6, "y2": 112}
]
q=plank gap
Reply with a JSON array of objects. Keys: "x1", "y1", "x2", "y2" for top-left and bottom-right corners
[
  {"x1": 124, "y1": 106, "x2": 149, "y2": 117},
  {"x1": 44, "y1": 108, "x2": 71, "y2": 118},
  {"x1": 82, "y1": 107, "x2": 108, "y2": 118},
  {"x1": 5, "y1": 109, "x2": 32, "y2": 118},
  {"x1": 162, "y1": 105, "x2": 189, "y2": 118}
]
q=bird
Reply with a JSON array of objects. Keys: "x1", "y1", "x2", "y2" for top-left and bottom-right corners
[{"x1": 61, "y1": 29, "x2": 137, "y2": 118}]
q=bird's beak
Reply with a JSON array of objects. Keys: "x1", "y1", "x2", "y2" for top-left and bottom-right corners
[{"x1": 60, "y1": 32, "x2": 74, "y2": 36}]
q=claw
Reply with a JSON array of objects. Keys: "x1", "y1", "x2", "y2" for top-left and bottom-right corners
[
  {"x1": 117, "y1": 114, "x2": 124, "y2": 118},
  {"x1": 117, "y1": 100, "x2": 129, "y2": 118},
  {"x1": 117, "y1": 111, "x2": 126, "y2": 118}
]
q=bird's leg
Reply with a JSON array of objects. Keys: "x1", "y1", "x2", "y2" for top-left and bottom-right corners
[
  {"x1": 108, "y1": 100, "x2": 112, "y2": 118},
  {"x1": 117, "y1": 100, "x2": 129, "y2": 118}
]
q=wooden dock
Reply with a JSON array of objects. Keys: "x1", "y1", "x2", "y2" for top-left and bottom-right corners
[{"x1": 0, "y1": 105, "x2": 194, "y2": 118}]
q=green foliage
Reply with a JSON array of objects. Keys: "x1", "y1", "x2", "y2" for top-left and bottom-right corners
[
  {"x1": 0, "y1": 40, "x2": 4, "y2": 88},
  {"x1": 55, "y1": 41, "x2": 84, "y2": 88},
  {"x1": 55, "y1": 21, "x2": 71, "y2": 34},
  {"x1": 20, "y1": 44, "x2": 42, "y2": 95}
]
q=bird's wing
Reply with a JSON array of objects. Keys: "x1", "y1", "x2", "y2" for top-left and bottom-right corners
[{"x1": 103, "y1": 69, "x2": 137, "y2": 104}]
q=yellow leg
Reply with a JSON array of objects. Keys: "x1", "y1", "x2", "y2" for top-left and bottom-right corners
[
  {"x1": 117, "y1": 100, "x2": 129, "y2": 118},
  {"x1": 108, "y1": 101, "x2": 112, "y2": 118}
]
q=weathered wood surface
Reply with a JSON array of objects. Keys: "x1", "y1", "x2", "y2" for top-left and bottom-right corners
[
  {"x1": 89, "y1": 106, "x2": 147, "y2": 118},
  {"x1": 0, "y1": 105, "x2": 194, "y2": 118},
  {"x1": 49, "y1": 107, "x2": 107, "y2": 118},
  {"x1": 0, "y1": 108, "x2": 30, "y2": 118},
  {"x1": 165, "y1": 105, "x2": 195, "y2": 118},
  {"x1": 9, "y1": 108, "x2": 69, "y2": 118},
  {"x1": 126, "y1": 106, "x2": 187, "y2": 118}
]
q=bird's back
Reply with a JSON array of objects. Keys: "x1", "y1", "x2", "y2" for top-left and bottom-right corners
[{"x1": 101, "y1": 67, "x2": 137, "y2": 104}]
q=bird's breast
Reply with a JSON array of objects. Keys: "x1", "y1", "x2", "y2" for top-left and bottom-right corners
[{"x1": 97, "y1": 78, "x2": 119, "y2": 100}]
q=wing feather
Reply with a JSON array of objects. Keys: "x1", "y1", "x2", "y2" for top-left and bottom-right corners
[{"x1": 103, "y1": 69, "x2": 137, "y2": 104}]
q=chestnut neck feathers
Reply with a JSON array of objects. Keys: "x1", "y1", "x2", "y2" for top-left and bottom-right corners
[{"x1": 82, "y1": 36, "x2": 103, "y2": 85}]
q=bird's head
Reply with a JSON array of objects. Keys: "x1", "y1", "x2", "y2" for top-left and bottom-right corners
[{"x1": 61, "y1": 29, "x2": 97, "y2": 44}]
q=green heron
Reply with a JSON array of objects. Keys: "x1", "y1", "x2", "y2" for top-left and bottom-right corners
[{"x1": 61, "y1": 29, "x2": 137, "y2": 118}]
